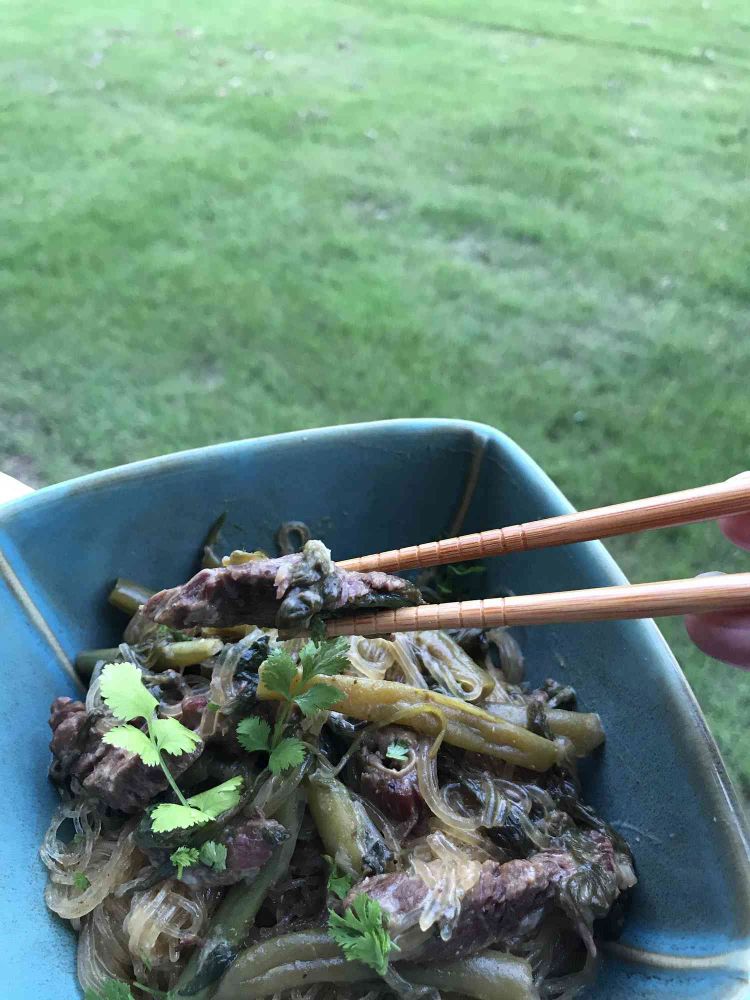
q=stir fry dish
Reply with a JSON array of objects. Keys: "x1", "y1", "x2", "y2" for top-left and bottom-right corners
[{"x1": 42, "y1": 532, "x2": 636, "y2": 1000}]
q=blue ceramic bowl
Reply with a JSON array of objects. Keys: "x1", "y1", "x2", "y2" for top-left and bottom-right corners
[{"x1": 1, "y1": 419, "x2": 748, "y2": 999}]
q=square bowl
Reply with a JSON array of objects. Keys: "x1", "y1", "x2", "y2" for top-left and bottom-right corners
[{"x1": 1, "y1": 419, "x2": 748, "y2": 999}]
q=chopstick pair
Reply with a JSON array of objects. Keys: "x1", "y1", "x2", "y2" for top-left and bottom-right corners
[{"x1": 326, "y1": 477, "x2": 750, "y2": 638}]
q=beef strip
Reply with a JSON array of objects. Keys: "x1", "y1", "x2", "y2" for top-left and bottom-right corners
[
  {"x1": 353, "y1": 830, "x2": 635, "y2": 962},
  {"x1": 48, "y1": 694, "x2": 203, "y2": 814},
  {"x1": 143, "y1": 540, "x2": 423, "y2": 632}
]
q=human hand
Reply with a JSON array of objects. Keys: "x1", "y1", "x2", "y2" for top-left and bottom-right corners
[{"x1": 684, "y1": 495, "x2": 750, "y2": 668}]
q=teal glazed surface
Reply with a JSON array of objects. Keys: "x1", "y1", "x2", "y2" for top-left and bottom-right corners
[{"x1": 0, "y1": 419, "x2": 748, "y2": 999}]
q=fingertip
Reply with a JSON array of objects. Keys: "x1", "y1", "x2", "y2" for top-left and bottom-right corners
[
  {"x1": 685, "y1": 610, "x2": 750, "y2": 669},
  {"x1": 718, "y1": 512, "x2": 750, "y2": 551}
]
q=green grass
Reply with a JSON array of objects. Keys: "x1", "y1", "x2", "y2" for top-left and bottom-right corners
[{"x1": 2, "y1": 0, "x2": 749, "y2": 799}]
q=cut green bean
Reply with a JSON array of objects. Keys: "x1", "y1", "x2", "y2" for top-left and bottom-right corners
[
  {"x1": 75, "y1": 647, "x2": 122, "y2": 680},
  {"x1": 485, "y1": 704, "x2": 604, "y2": 756},
  {"x1": 215, "y1": 949, "x2": 538, "y2": 1000},
  {"x1": 108, "y1": 578, "x2": 155, "y2": 616},
  {"x1": 157, "y1": 638, "x2": 223, "y2": 669},
  {"x1": 212, "y1": 929, "x2": 338, "y2": 997},
  {"x1": 176, "y1": 791, "x2": 304, "y2": 999},
  {"x1": 306, "y1": 767, "x2": 391, "y2": 876}
]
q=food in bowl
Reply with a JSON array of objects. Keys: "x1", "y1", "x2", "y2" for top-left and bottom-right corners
[{"x1": 41, "y1": 530, "x2": 636, "y2": 1000}]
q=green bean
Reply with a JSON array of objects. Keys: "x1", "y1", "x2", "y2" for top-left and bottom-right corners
[
  {"x1": 176, "y1": 791, "x2": 304, "y2": 999},
  {"x1": 156, "y1": 638, "x2": 223, "y2": 669},
  {"x1": 75, "y1": 647, "x2": 122, "y2": 679},
  {"x1": 485, "y1": 704, "x2": 604, "y2": 756},
  {"x1": 215, "y1": 949, "x2": 538, "y2": 1000},
  {"x1": 306, "y1": 767, "x2": 391, "y2": 876},
  {"x1": 212, "y1": 929, "x2": 338, "y2": 997},
  {"x1": 403, "y1": 951, "x2": 539, "y2": 1000},
  {"x1": 108, "y1": 577, "x2": 155, "y2": 616},
  {"x1": 260, "y1": 675, "x2": 559, "y2": 772}
]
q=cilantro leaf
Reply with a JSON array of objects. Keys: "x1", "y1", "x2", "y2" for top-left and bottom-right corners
[
  {"x1": 73, "y1": 871, "x2": 90, "y2": 891},
  {"x1": 328, "y1": 893, "x2": 396, "y2": 976},
  {"x1": 299, "y1": 636, "x2": 349, "y2": 683},
  {"x1": 385, "y1": 741, "x2": 409, "y2": 763},
  {"x1": 293, "y1": 682, "x2": 344, "y2": 717},
  {"x1": 102, "y1": 724, "x2": 160, "y2": 766},
  {"x1": 170, "y1": 846, "x2": 200, "y2": 878},
  {"x1": 187, "y1": 776, "x2": 243, "y2": 819},
  {"x1": 84, "y1": 981, "x2": 134, "y2": 1000},
  {"x1": 100, "y1": 661, "x2": 158, "y2": 722},
  {"x1": 199, "y1": 840, "x2": 228, "y2": 872},
  {"x1": 261, "y1": 649, "x2": 298, "y2": 699},
  {"x1": 326, "y1": 858, "x2": 354, "y2": 900},
  {"x1": 151, "y1": 717, "x2": 202, "y2": 757},
  {"x1": 268, "y1": 737, "x2": 306, "y2": 775},
  {"x1": 150, "y1": 804, "x2": 210, "y2": 833},
  {"x1": 236, "y1": 716, "x2": 272, "y2": 754}
]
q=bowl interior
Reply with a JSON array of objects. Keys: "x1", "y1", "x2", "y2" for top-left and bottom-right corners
[{"x1": 1, "y1": 419, "x2": 747, "y2": 999}]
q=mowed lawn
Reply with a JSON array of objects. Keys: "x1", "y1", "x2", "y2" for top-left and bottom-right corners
[{"x1": 2, "y1": 0, "x2": 749, "y2": 798}]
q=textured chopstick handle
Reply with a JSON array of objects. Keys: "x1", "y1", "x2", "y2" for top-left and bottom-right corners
[
  {"x1": 325, "y1": 572, "x2": 750, "y2": 638},
  {"x1": 337, "y1": 478, "x2": 750, "y2": 574}
]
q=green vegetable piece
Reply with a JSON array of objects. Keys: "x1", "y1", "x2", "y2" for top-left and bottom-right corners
[
  {"x1": 171, "y1": 846, "x2": 200, "y2": 879},
  {"x1": 293, "y1": 683, "x2": 344, "y2": 717},
  {"x1": 151, "y1": 717, "x2": 202, "y2": 756},
  {"x1": 199, "y1": 840, "x2": 228, "y2": 872},
  {"x1": 84, "y1": 981, "x2": 134, "y2": 1000},
  {"x1": 73, "y1": 871, "x2": 90, "y2": 891},
  {"x1": 236, "y1": 716, "x2": 272, "y2": 754},
  {"x1": 328, "y1": 894, "x2": 395, "y2": 976},
  {"x1": 102, "y1": 724, "x2": 160, "y2": 766},
  {"x1": 187, "y1": 775, "x2": 243, "y2": 819},
  {"x1": 100, "y1": 661, "x2": 158, "y2": 722},
  {"x1": 261, "y1": 649, "x2": 298, "y2": 699},
  {"x1": 108, "y1": 578, "x2": 155, "y2": 617},
  {"x1": 326, "y1": 859, "x2": 354, "y2": 900},
  {"x1": 151, "y1": 804, "x2": 211, "y2": 833},
  {"x1": 385, "y1": 740, "x2": 409, "y2": 762},
  {"x1": 268, "y1": 737, "x2": 306, "y2": 775},
  {"x1": 299, "y1": 636, "x2": 349, "y2": 683}
]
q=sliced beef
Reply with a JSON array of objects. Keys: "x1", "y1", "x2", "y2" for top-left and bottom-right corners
[
  {"x1": 48, "y1": 695, "x2": 203, "y2": 814},
  {"x1": 355, "y1": 726, "x2": 424, "y2": 836},
  {"x1": 225, "y1": 816, "x2": 288, "y2": 873},
  {"x1": 143, "y1": 540, "x2": 422, "y2": 632},
  {"x1": 354, "y1": 830, "x2": 635, "y2": 962},
  {"x1": 172, "y1": 816, "x2": 288, "y2": 888}
]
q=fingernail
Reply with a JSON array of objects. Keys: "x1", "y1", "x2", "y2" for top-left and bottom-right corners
[
  {"x1": 695, "y1": 571, "x2": 726, "y2": 579},
  {"x1": 727, "y1": 471, "x2": 750, "y2": 482}
]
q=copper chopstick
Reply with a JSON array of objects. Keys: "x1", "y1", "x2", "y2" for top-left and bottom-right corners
[{"x1": 337, "y1": 477, "x2": 750, "y2": 575}]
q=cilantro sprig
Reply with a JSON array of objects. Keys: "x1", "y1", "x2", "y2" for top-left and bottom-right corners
[
  {"x1": 385, "y1": 740, "x2": 409, "y2": 763},
  {"x1": 328, "y1": 893, "x2": 397, "y2": 976},
  {"x1": 325, "y1": 857, "x2": 354, "y2": 900},
  {"x1": 99, "y1": 662, "x2": 242, "y2": 833},
  {"x1": 237, "y1": 637, "x2": 347, "y2": 776},
  {"x1": 170, "y1": 846, "x2": 199, "y2": 879},
  {"x1": 169, "y1": 840, "x2": 228, "y2": 880},
  {"x1": 73, "y1": 871, "x2": 91, "y2": 891}
]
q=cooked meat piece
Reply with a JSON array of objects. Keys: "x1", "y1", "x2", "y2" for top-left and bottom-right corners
[
  {"x1": 48, "y1": 695, "x2": 203, "y2": 813},
  {"x1": 225, "y1": 816, "x2": 288, "y2": 873},
  {"x1": 80, "y1": 740, "x2": 202, "y2": 813},
  {"x1": 356, "y1": 726, "x2": 424, "y2": 835},
  {"x1": 143, "y1": 540, "x2": 422, "y2": 632},
  {"x1": 354, "y1": 830, "x2": 635, "y2": 961},
  {"x1": 48, "y1": 697, "x2": 91, "y2": 779}
]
